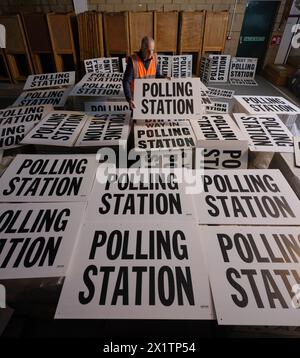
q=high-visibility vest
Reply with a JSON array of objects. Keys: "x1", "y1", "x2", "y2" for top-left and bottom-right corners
[{"x1": 129, "y1": 53, "x2": 158, "y2": 98}]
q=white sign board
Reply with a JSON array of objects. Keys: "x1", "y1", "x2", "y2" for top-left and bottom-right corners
[
  {"x1": 70, "y1": 73, "x2": 124, "y2": 97},
  {"x1": 229, "y1": 57, "x2": 257, "y2": 79},
  {"x1": 206, "y1": 101, "x2": 229, "y2": 113},
  {"x1": 234, "y1": 95, "x2": 300, "y2": 115},
  {"x1": 12, "y1": 88, "x2": 71, "y2": 108},
  {"x1": 84, "y1": 101, "x2": 130, "y2": 113},
  {"x1": 0, "y1": 202, "x2": 85, "y2": 279},
  {"x1": 157, "y1": 55, "x2": 172, "y2": 77},
  {"x1": 194, "y1": 169, "x2": 300, "y2": 225},
  {"x1": 134, "y1": 122, "x2": 196, "y2": 152},
  {"x1": 233, "y1": 113, "x2": 294, "y2": 152},
  {"x1": 133, "y1": 78, "x2": 203, "y2": 119},
  {"x1": 75, "y1": 112, "x2": 131, "y2": 147},
  {"x1": 55, "y1": 222, "x2": 212, "y2": 319},
  {"x1": 0, "y1": 154, "x2": 98, "y2": 202},
  {"x1": 207, "y1": 87, "x2": 235, "y2": 99},
  {"x1": 0, "y1": 105, "x2": 52, "y2": 149},
  {"x1": 23, "y1": 72, "x2": 75, "y2": 90},
  {"x1": 84, "y1": 57, "x2": 120, "y2": 74},
  {"x1": 208, "y1": 55, "x2": 231, "y2": 83},
  {"x1": 21, "y1": 111, "x2": 88, "y2": 147},
  {"x1": 191, "y1": 114, "x2": 248, "y2": 169},
  {"x1": 294, "y1": 136, "x2": 300, "y2": 167},
  {"x1": 172, "y1": 55, "x2": 192, "y2": 78},
  {"x1": 201, "y1": 225, "x2": 300, "y2": 326},
  {"x1": 85, "y1": 170, "x2": 196, "y2": 222}
]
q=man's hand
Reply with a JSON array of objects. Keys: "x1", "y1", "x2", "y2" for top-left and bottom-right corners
[{"x1": 128, "y1": 99, "x2": 136, "y2": 110}]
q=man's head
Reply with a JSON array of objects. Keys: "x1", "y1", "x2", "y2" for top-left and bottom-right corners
[{"x1": 140, "y1": 36, "x2": 155, "y2": 60}]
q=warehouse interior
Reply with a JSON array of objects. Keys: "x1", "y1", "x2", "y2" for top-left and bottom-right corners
[{"x1": 0, "y1": 0, "x2": 300, "y2": 345}]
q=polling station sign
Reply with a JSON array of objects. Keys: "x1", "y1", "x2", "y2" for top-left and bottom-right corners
[
  {"x1": 84, "y1": 101, "x2": 129, "y2": 113},
  {"x1": 0, "y1": 105, "x2": 52, "y2": 150},
  {"x1": 172, "y1": 55, "x2": 192, "y2": 78},
  {"x1": 208, "y1": 55, "x2": 231, "y2": 83},
  {"x1": 229, "y1": 57, "x2": 257, "y2": 79},
  {"x1": 0, "y1": 154, "x2": 98, "y2": 202},
  {"x1": 55, "y1": 222, "x2": 212, "y2": 319},
  {"x1": 84, "y1": 57, "x2": 120, "y2": 74},
  {"x1": 70, "y1": 73, "x2": 124, "y2": 97},
  {"x1": 206, "y1": 101, "x2": 229, "y2": 113},
  {"x1": 0, "y1": 202, "x2": 85, "y2": 279},
  {"x1": 199, "y1": 57, "x2": 210, "y2": 84},
  {"x1": 158, "y1": 55, "x2": 172, "y2": 77},
  {"x1": 194, "y1": 169, "x2": 300, "y2": 225},
  {"x1": 85, "y1": 170, "x2": 196, "y2": 222},
  {"x1": 12, "y1": 88, "x2": 71, "y2": 108},
  {"x1": 207, "y1": 87, "x2": 235, "y2": 99},
  {"x1": 201, "y1": 225, "x2": 300, "y2": 326},
  {"x1": 23, "y1": 72, "x2": 75, "y2": 90},
  {"x1": 21, "y1": 111, "x2": 88, "y2": 147},
  {"x1": 75, "y1": 112, "x2": 131, "y2": 147},
  {"x1": 190, "y1": 114, "x2": 248, "y2": 169},
  {"x1": 233, "y1": 113, "x2": 294, "y2": 152},
  {"x1": 234, "y1": 95, "x2": 300, "y2": 115},
  {"x1": 133, "y1": 79, "x2": 203, "y2": 120},
  {"x1": 134, "y1": 122, "x2": 196, "y2": 152}
]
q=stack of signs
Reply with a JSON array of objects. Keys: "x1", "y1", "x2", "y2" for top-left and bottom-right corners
[
  {"x1": 233, "y1": 113, "x2": 294, "y2": 152},
  {"x1": 229, "y1": 57, "x2": 258, "y2": 86},
  {"x1": 134, "y1": 119, "x2": 196, "y2": 152},
  {"x1": 208, "y1": 55, "x2": 231, "y2": 83},
  {"x1": 23, "y1": 72, "x2": 75, "y2": 91},
  {"x1": 75, "y1": 112, "x2": 131, "y2": 148},
  {"x1": 0, "y1": 154, "x2": 99, "y2": 280},
  {"x1": 172, "y1": 55, "x2": 192, "y2": 78},
  {"x1": 12, "y1": 88, "x2": 72, "y2": 108},
  {"x1": 194, "y1": 169, "x2": 300, "y2": 225},
  {"x1": 234, "y1": 95, "x2": 300, "y2": 128},
  {"x1": 70, "y1": 72, "x2": 124, "y2": 97},
  {"x1": 190, "y1": 114, "x2": 248, "y2": 169},
  {"x1": 0, "y1": 105, "x2": 52, "y2": 150},
  {"x1": 55, "y1": 221, "x2": 212, "y2": 319},
  {"x1": 21, "y1": 110, "x2": 132, "y2": 149},
  {"x1": 133, "y1": 78, "x2": 203, "y2": 119},
  {"x1": 157, "y1": 55, "x2": 172, "y2": 77},
  {"x1": 207, "y1": 87, "x2": 235, "y2": 99},
  {"x1": 21, "y1": 111, "x2": 88, "y2": 147},
  {"x1": 11, "y1": 72, "x2": 75, "y2": 108},
  {"x1": 84, "y1": 57, "x2": 120, "y2": 74},
  {"x1": 84, "y1": 101, "x2": 130, "y2": 113},
  {"x1": 201, "y1": 225, "x2": 300, "y2": 325},
  {"x1": 0, "y1": 154, "x2": 98, "y2": 202}
]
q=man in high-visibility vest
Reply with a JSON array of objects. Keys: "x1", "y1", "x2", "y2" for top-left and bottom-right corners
[{"x1": 123, "y1": 36, "x2": 165, "y2": 110}]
